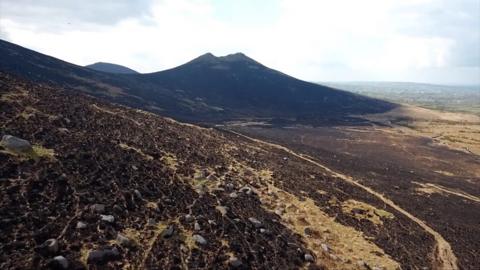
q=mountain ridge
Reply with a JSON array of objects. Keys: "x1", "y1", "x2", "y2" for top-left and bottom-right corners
[{"x1": 0, "y1": 39, "x2": 397, "y2": 124}]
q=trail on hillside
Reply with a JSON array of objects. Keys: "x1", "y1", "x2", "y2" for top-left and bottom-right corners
[
  {"x1": 419, "y1": 183, "x2": 480, "y2": 203},
  {"x1": 225, "y1": 129, "x2": 459, "y2": 270}
]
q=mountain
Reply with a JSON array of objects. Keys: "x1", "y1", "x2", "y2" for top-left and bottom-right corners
[
  {"x1": 0, "y1": 72, "x2": 439, "y2": 269},
  {"x1": 0, "y1": 39, "x2": 397, "y2": 124},
  {"x1": 85, "y1": 62, "x2": 139, "y2": 74}
]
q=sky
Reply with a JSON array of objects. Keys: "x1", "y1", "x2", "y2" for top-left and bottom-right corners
[{"x1": 0, "y1": 0, "x2": 479, "y2": 85}]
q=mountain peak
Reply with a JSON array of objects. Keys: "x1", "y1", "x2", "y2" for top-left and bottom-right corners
[{"x1": 188, "y1": 52, "x2": 258, "y2": 66}]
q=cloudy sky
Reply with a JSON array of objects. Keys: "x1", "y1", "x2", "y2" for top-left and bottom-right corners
[{"x1": 0, "y1": 0, "x2": 479, "y2": 84}]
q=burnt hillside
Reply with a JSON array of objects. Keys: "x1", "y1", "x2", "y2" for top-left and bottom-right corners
[{"x1": 1, "y1": 73, "x2": 434, "y2": 269}]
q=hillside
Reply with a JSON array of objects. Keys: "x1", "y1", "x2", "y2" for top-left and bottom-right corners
[
  {"x1": 0, "y1": 72, "x2": 442, "y2": 269},
  {"x1": 85, "y1": 62, "x2": 139, "y2": 74},
  {"x1": 0, "y1": 39, "x2": 396, "y2": 124}
]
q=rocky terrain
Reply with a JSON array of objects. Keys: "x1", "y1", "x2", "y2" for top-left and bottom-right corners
[{"x1": 0, "y1": 72, "x2": 452, "y2": 269}]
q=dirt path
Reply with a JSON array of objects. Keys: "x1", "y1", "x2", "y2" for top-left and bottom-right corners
[
  {"x1": 225, "y1": 129, "x2": 459, "y2": 270},
  {"x1": 423, "y1": 183, "x2": 480, "y2": 203}
]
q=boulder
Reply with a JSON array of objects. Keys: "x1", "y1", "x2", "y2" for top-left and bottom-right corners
[{"x1": 1, "y1": 135, "x2": 32, "y2": 152}]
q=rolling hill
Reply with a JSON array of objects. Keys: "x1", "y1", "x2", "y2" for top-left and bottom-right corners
[{"x1": 85, "y1": 62, "x2": 139, "y2": 74}]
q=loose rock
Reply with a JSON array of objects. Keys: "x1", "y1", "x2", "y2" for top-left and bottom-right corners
[
  {"x1": 45, "y1": 239, "x2": 59, "y2": 253},
  {"x1": 229, "y1": 257, "x2": 243, "y2": 268},
  {"x1": 116, "y1": 233, "x2": 135, "y2": 247},
  {"x1": 304, "y1": 253, "x2": 315, "y2": 262},
  {"x1": 134, "y1": 189, "x2": 142, "y2": 199},
  {"x1": 90, "y1": 204, "x2": 105, "y2": 213},
  {"x1": 215, "y1": 206, "x2": 228, "y2": 216},
  {"x1": 194, "y1": 222, "x2": 201, "y2": 231},
  {"x1": 1, "y1": 135, "x2": 32, "y2": 153},
  {"x1": 53, "y1": 256, "x2": 69, "y2": 269},
  {"x1": 161, "y1": 225, "x2": 174, "y2": 238},
  {"x1": 76, "y1": 221, "x2": 87, "y2": 229},
  {"x1": 184, "y1": 214, "x2": 194, "y2": 222},
  {"x1": 193, "y1": 234, "x2": 207, "y2": 245},
  {"x1": 248, "y1": 217, "x2": 262, "y2": 228},
  {"x1": 87, "y1": 247, "x2": 120, "y2": 264},
  {"x1": 321, "y1": 243, "x2": 329, "y2": 253},
  {"x1": 100, "y1": 214, "x2": 114, "y2": 223}
]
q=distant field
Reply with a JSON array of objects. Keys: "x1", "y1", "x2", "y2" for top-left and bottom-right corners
[{"x1": 322, "y1": 82, "x2": 480, "y2": 116}]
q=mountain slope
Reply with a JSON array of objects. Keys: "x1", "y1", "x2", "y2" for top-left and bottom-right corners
[
  {"x1": 0, "y1": 39, "x2": 397, "y2": 124},
  {"x1": 86, "y1": 62, "x2": 139, "y2": 74},
  {"x1": 0, "y1": 72, "x2": 436, "y2": 269}
]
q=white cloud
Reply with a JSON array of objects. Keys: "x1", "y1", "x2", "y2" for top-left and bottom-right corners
[{"x1": 0, "y1": 0, "x2": 478, "y2": 84}]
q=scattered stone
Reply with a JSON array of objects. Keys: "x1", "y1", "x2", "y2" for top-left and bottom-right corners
[
  {"x1": 100, "y1": 215, "x2": 114, "y2": 223},
  {"x1": 44, "y1": 239, "x2": 59, "y2": 253},
  {"x1": 134, "y1": 189, "x2": 142, "y2": 199},
  {"x1": 76, "y1": 221, "x2": 87, "y2": 229},
  {"x1": 194, "y1": 222, "x2": 201, "y2": 231},
  {"x1": 274, "y1": 209, "x2": 284, "y2": 216},
  {"x1": 304, "y1": 253, "x2": 314, "y2": 262},
  {"x1": 161, "y1": 225, "x2": 174, "y2": 238},
  {"x1": 116, "y1": 233, "x2": 135, "y2": 247},
  {"x1": 229, "y1": 257, "x2": 243, "y2": 268},
  {"x1": 304, "y1": 227, "x2": 313, "y2": 236},
  {"x1": 229, "y1": 192, "x2": 238, "y2": 198},
  {"x1": 248, "y1": 217, "x2": 262, "y2": 228},
  {"x1": 321, "y1": 243, "x2": 329, "y2": 253},
  {"x1": 207, "y1": 219, "x2": 216, "y2": 225},
  {"x1": 132, "y1": 165, "x2": 138, "y2": 170},
  {"x1": 185, "y1": 214, "x2": 194, "y2": 222},
  {"x1": 53, "y1": 256, "x2": 69, "y2": 269},
  {"x1": 215, "y1": 206, "x2": 228, "y2": 216},
  {"x1": 226, "y1": 183, "x2": 234, "y2": 189},
  {"x1": 113, "y1": 204, "x2": 123, "y2": 213},
  {"x1": 193, "y1": 234, "x2": 207, "y2": 245},
  {"x1": 1, "y1": 135, "x2": 32, "y2": 152},
  {"x1": 90, "y1": 204, "x2": 105, "y2": 213},
  {"x1": 87, "y1": 247, "x2": 120, "y2": 264}
]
